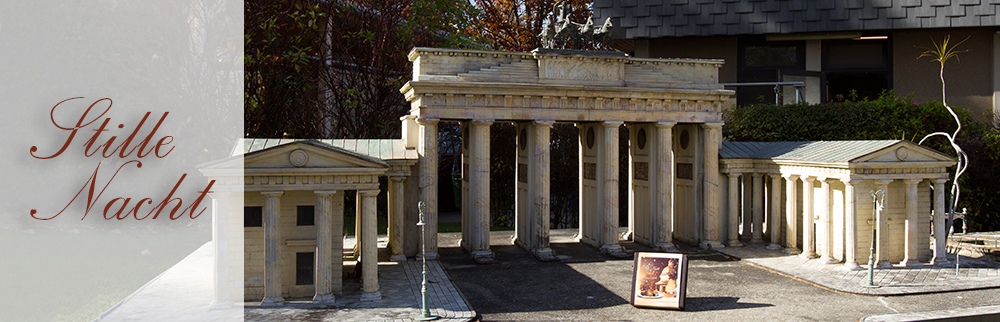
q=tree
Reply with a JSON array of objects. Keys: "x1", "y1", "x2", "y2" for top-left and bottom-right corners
[{"x1": 469, "y1": 0, "x2": 596, "y2": 51}]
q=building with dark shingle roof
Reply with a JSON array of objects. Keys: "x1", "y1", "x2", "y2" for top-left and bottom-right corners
[{"x1": 595, "y1": 0, "x2": 1000, "y2": 125}]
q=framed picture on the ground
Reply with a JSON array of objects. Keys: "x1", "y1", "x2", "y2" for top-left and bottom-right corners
[{"x1": 631, "y1": 252, "x2": 688, "y2": 310}]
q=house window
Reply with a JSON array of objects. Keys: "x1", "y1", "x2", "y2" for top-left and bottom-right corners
[
  {"x1": 738, "y1": 39, "x2": 806, "y2": 105},
  {"x1": 244, "y1": 206, "x2": 263, "y2": 227},
  {"x1": 296, "y1": 252, "x2": 314, "y2": 285},
  {"x1": 823, "y1": 38, "x2": 890, "y2": 101},
  {"x1": 297, "y1": 205, "x2": 315, "y2": 226}
]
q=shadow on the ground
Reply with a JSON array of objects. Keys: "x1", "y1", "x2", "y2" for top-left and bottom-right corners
[{"x1": 682, "y1": 296, "x2": 774, "y2": 312}]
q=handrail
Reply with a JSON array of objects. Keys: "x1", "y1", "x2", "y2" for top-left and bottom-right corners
[{"x1": 719, "y1": 81, "x2": 806, "y2": 104}]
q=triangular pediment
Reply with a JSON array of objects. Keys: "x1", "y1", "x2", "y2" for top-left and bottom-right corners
[
  {"x1": 851, "y1": 141, "x2": 955, "y2": 164},
  {"x1": 242, "y1": 140, "x2": 388, "y2": 169}
]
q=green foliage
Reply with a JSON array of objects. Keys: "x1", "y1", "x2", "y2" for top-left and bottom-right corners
[{"x1": 723, "y1": 91, "x2": 1000, "y2": 231}]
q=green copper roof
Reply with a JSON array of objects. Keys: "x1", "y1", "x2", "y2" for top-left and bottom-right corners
[{"x1": 720, "y1": 140, "x2": 903, "y2": 163}]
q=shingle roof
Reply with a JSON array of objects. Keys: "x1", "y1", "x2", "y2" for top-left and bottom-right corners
[
  {"x1": 720, "y1": 140, "x2": 901, "y2": 163},
  {"x1": 237, "y1": 138, "x2": 416, "y2": 162},
  {"x1": 594, "y1": 0, "x2": 1000, "y2": 39}
]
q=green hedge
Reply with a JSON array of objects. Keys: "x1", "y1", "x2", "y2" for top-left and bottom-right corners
[{"x1": 723, "y1": 91, "x2": 1000, "y2": 232}]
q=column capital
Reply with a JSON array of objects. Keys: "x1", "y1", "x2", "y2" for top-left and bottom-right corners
[
  {"x1": 388, "y1": 175, "x2": 407, "y2": 182},
  {"x1": 359, "y1": 189, "x2": 380, "y2": 197},
  {"x1": 840, "y1": 177, "x2": 857, "y2": 185},
  {"x1": 751, "y1": 172, "x2": 763, "y2": 178},
  {"x1": 802, "y1": 176, "x2": 815, "y2": 183},
  {"x1": 655, "y1": 121, "x2": 677, "y2": 128},
  {"x1": 782, "y1": 173, "x2": 800, "y2": 180},
  {"x1": 932, "y1": 178, "x2": 949, "y2": 184},
  {"x1": 701, "y1": 122, "x2": 724, "y2": 129},
  {"x1": 533, "y1": 119, "x2": 555, "y2": 126},
  {"x1": 399, "y1": 114, "x2": 417, "y2": 122},
  {"x1": 314, "y1": 190, "x2": 338, "y2": 197},
  {"x1": 876, "y1": 179, "x2": 894, "y2": 186},
  {"x1": 602, "y1": 120, "x2": 624, "y2": 127},
  {"x1": 727, "y1": 172, "x2": 740, "y2": 178},
  {"x1": 470, "y1": 119, "x2": 494, "y2": 126},
  {"x1": 905, "y1": 178, "x2": 923, "y2": 185},
  {"x1": 261, "y1": 191, "x2": 284, "y2": 198},
  {"x1": 415, "y1": 117, "x2": 439, "y2": 125}
]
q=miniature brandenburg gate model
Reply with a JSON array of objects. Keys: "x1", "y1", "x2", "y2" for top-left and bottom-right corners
[{"x1": 201, "y1": 47, "x2": 956, "y2": 306}]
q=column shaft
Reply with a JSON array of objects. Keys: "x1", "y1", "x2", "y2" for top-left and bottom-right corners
[
  {"x1": 417, "y1": 118, "x2": 439, "y2": 259},
  {"x1": 843, "y1": 180, "x2": 860, "y2": 270},
  {"x1": 727, "y1": 173, "x2": 742, "y2": 246},
  {"x1": 388, "y1": 178, "x2": 406, "y2": 262},
  {"x1": 931, "y1": 179, "x2": 951, "y2": 266},
  {"x1": 818, "y1": 178, "x2": 837, "y2": 263},
  {"x1": 531, "y1": 120, "x2": 556, "y2": 260},
  {"x1": 876, "y1": 180, "x2": 892, "y2": 268},
  {"x1": 902, "y1": 179, "x2": 922, "y2": 267},
  {"x1": 600, "y1": 121, "x2": 627, "y2": 257},
  {"x1": 470, "y1": 120, "x2": 496, "y2": 263},
  {"x1": 784, "y1": 175, "x2": 799, "y2": 252},
  {"x1": 701, "y1": 123, "x2": 724, "y2": 249},
  {"x1": 751, "y1": 173, "x2": 764, "y2": 243},
  {"x1": 314, "y1": 191, "x2": 337, "y2": 304},
  {"x1": 655, "y1": 122, "x2": 676, "y2": 251},
  {"x1": 261, "y1": 191, "x2": 284, "y2": 306},
  {"x1": 360, "y1": 190, "x2": 381, "y2": 301},
  {"x1": 768, "y1": 174, "x2": 783, "y2": 250},
  {"x1": 210, "y1": 192, "x2": 231, "y2": 309},
  {"x1": 800, "y1": 177, "x2": 816, "y2": 259}
]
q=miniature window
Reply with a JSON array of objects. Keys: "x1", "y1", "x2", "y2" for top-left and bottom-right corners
[
  {"x1": 296, "y1": 252, "x2": 314, "y2": 285},
  {"x1": 297, "y1": 205, "x2": 315, "y2": 226},
  {"x1": 244, "y1": 206, "x2": 262, "y2": 227}
]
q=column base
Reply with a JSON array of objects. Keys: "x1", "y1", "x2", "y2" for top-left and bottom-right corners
[
  {"x1": 312, "y1": 293, "x2": 336, "y2": 305},
  {"x1": 471, "y1": 250, "x2": 496, "y2": 264},
  {"x1": 531, "y1": 247, "x2": 559, "y2": 262},
  {"x1": 799, "y1": 251, "x2": 817, "y2": 259},
  {"x1": 900, "y1": 259, "x2": 923, "y2": 268},
  {"x1": 931, "y1": 257, "x2": 952, "y2": 267},
  {"x1": 876, "y1": 260, "x2": 893, "y2": 269},
  {"x1": 208, "y1": 300, "x2": 232, "y2": 310},
  {"x1": 750, "y1": 237, "x2": 763, "y2": 244},
  {"x1": 727, "y1": 240, "x2": 743, "y2": 247},
  {"x1": 600, "y1": 243, "x2": 630, "y2": 258},
  {"x1": 819, "y1": 255, "x2": 838, "y2": 264},
  {"x1": 416, "y1": 252, "x2": 438, "y2": 261},
  {"x1": 699, "y1": 241, "x2": 724, "y2": 250},
  {"x1": 261, "y1": 296, "x2": 284, "y2": 307},
  {"x1": 765, "y1": 243, "x2": 782, "y2": 251},
  {"x1": 844, "y1": 261, "x2": 862, "y2": 271},
  {"x1": 783, "y1": 247, "x2": 800, "y2": 255},
  {"x1": 390, "y1": 254, "x2": 408, "y2": 262},
  {"x1": 656, "y1": 242, "x2": 679, "y2": 252},
  {"x1": 360, "y1": 291, "x2": 382, "y2": 302}
]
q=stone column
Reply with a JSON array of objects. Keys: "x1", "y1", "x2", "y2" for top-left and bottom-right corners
[
  {"x1": 751, "y1": 173, "x2": 764, "y2": 243},
  {"x1": 470, "y1": 119, "x2": 496, "y2": 263},
  {"x1": 875, "y1": 179, "x2": 893, "y2": 268},
  {"x1": 209, "y1": 192, "x2": 231, "y2": 309},
  {"x1": 314, "y1": 190, "x2": 337, "y2": 304},
  {"x1": 600, "y1": 121, "x2": 627, "y2": 257},
  {"x1": 931, "y1": 179, "x2": 951, "y2": 266},
  {"x1": 416, "y1": 117, "x2": 439, "y2": 260},
  {"x1": 800, "y1": 177, "x2": 816, "y2": 259},
  {"x1": 767, "y1": 174, "x2": 783, "y2": 250},
  {"x1": 842, "y1": 179, "x2": 861, "y2": 270},
  {"x1": 261, "y1": 191, "x2": 284, "y2": 307},
  {"x1": 727, "y1": 173, "x2": 742, "y2": 247},
  {"x1": 818, "y1": 178, "x2": 837, "y2": 264},
  {"x1": 742, "y1": 175, "x2": 752, "y2": 238},
  {"x1": 359, "y1": 189, "x2": 382, "y2": 301},
  {"x1": 532, "y1": 120, "x2": 556, "y2": 261},
  {"x1": 902, "y1": 179, "x2": 922, "y2": 267},
  {"x1": 655, "y1": 121, "x2": 676, "y2": 251},
  {"x1": 388, "y1": 177, "x2": 407, "y2": 262},
  {"x1": 784, "y1": 174, "x2": 799, "y2": 253},
  {"x1": 700, "y1": 123, "x2": 724, "y2": 249}
]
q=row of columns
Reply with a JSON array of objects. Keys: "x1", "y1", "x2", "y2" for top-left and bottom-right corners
[
  {"x1": 257, "y1": 189, "x2": 381, "y2": 307},
  {"x1": 724, "y1": 174, "x2": 951, "y2": 270}
]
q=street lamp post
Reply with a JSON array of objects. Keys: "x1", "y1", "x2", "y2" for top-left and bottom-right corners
[
  {"x1": 414, "y1": 201, "x2": 439, "y2": 321},
  {"x1": 861, "y1": 190, "x2": 885, "y2": 288}
]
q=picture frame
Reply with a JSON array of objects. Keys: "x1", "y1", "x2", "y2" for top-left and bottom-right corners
[{"x1": 630, "y1": 252, "x2": 688, "y2": 310}]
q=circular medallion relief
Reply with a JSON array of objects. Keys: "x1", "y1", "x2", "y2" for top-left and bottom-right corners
[
  {"x1": 679, "y1": 129, "x2": 690, "y2": 150},
  {"x1": 519, "y1": 128, "x2": 527, "y2": 151},
  {"x1": 895, "y1": 147, "x2": 910, "y2": 161},
  {"x1": 637, "y1": 128, "x2": 647, "y2": 150},
  {"x1": 289, "y1": 149, "x2": 309, "y2": 167},
  {"x1": 586, "y1": 127, "x2": 595, "y2": 149}
]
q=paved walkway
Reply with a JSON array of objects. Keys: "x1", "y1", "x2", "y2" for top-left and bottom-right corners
[
  {"x1": 715, "y1": 242, "x2": 1000, "y2": 296},
  {"x1": 98, "y1": 240, "x2": 475, "y2": 322}
]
